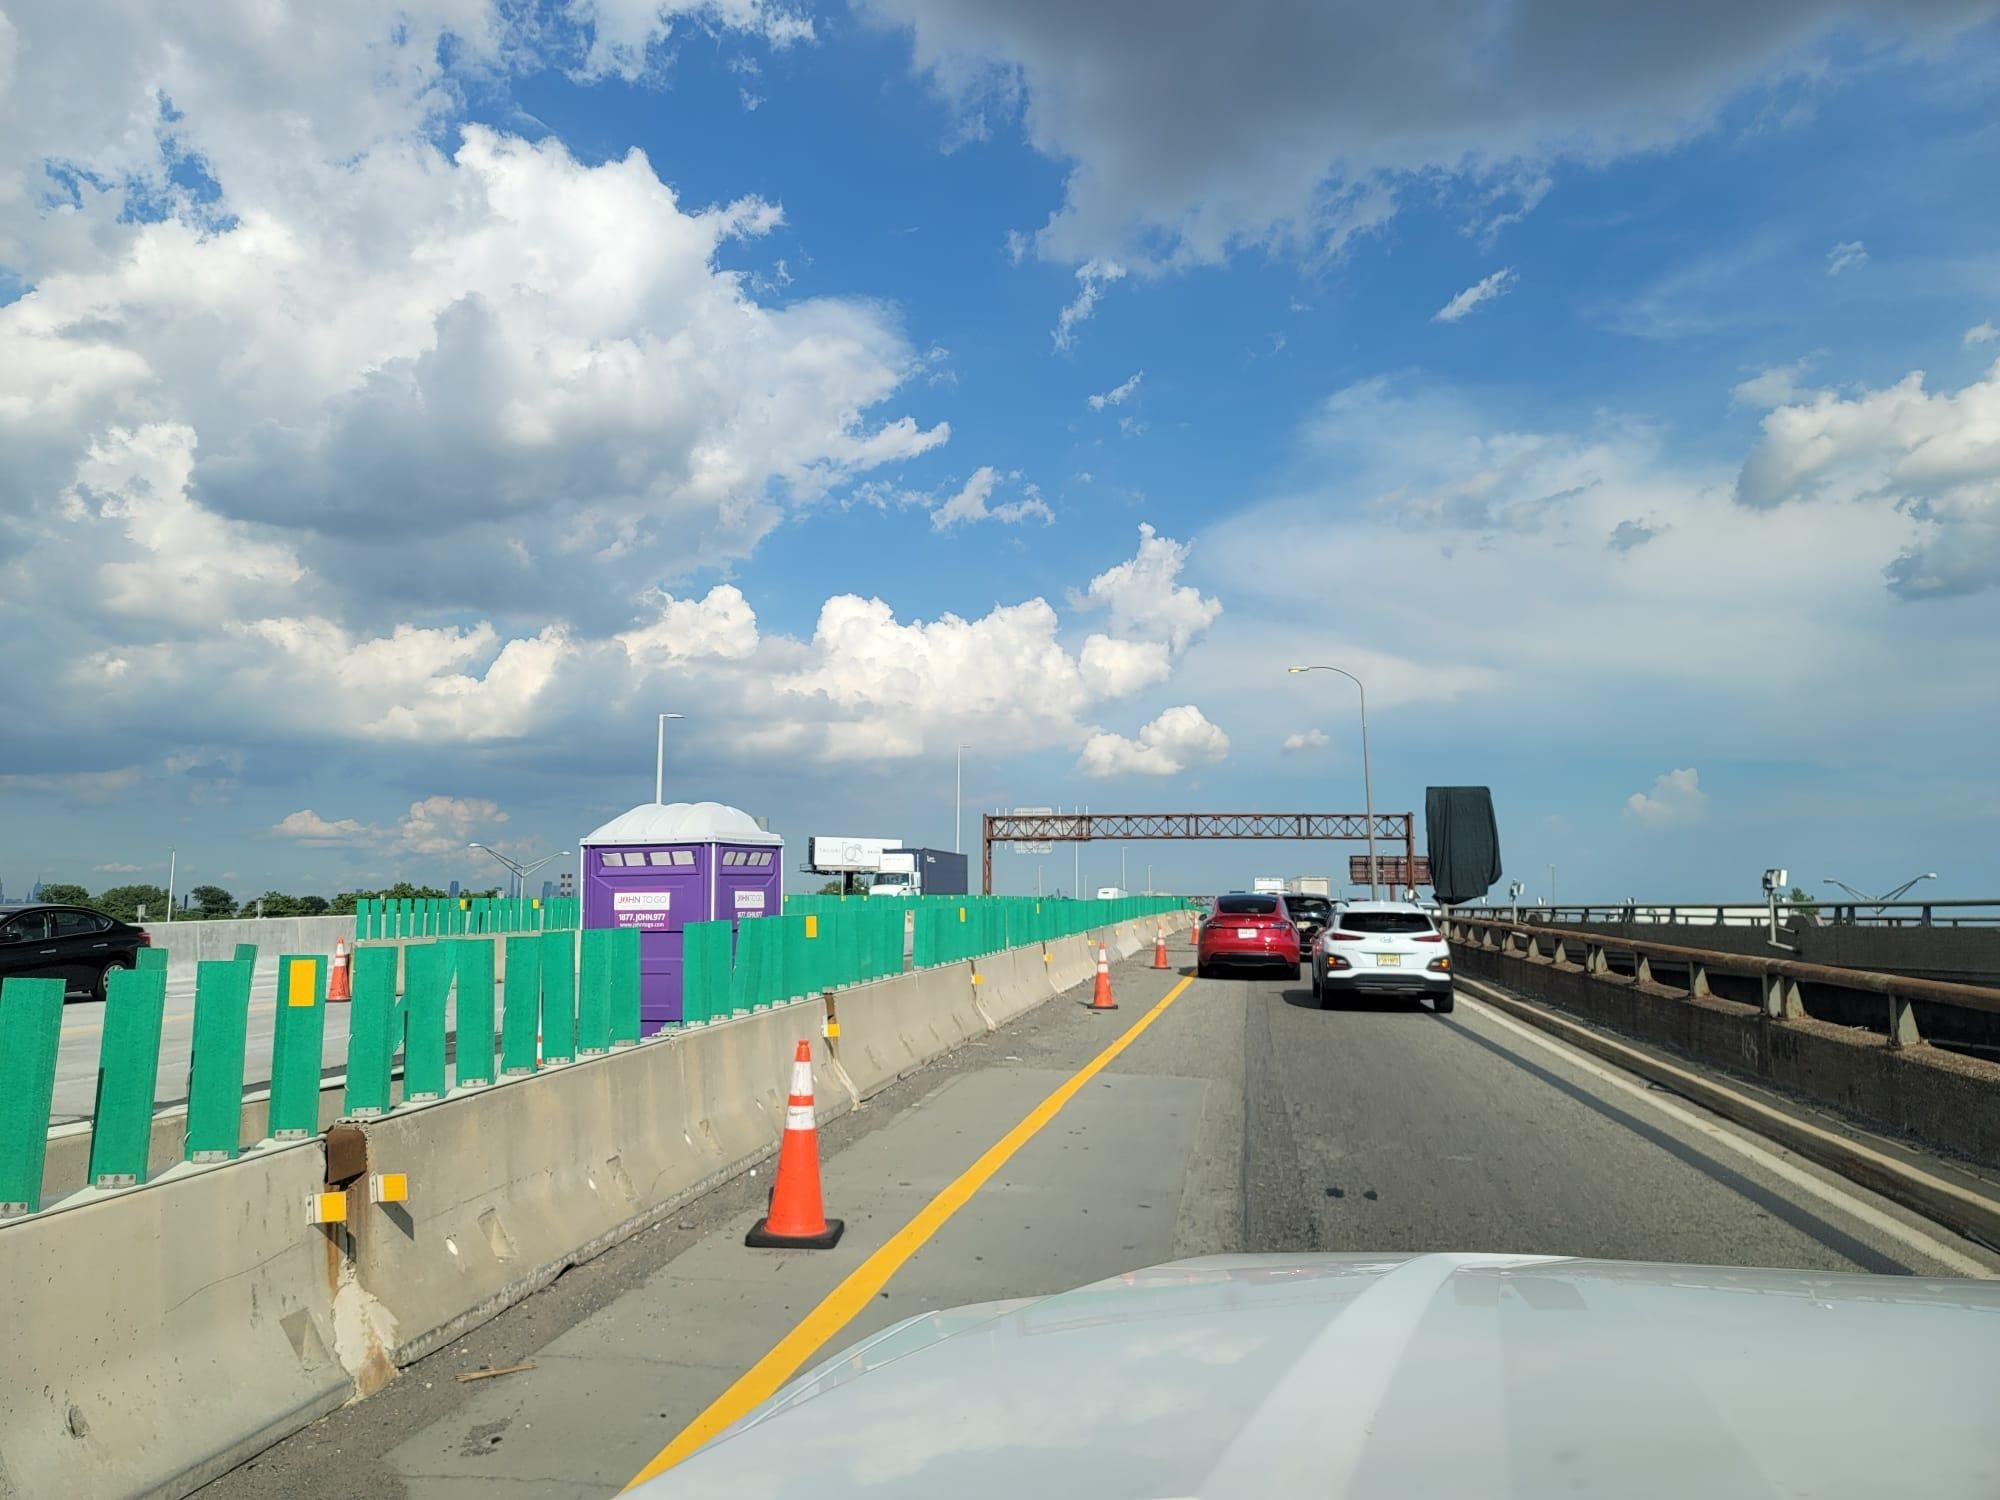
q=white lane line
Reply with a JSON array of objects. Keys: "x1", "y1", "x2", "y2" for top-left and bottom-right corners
[{"x1": 1458, "y1": 989, "x2": 1995, "y2": 1279}]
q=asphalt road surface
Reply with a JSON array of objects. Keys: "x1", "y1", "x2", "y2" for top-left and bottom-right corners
[{"x1": 202, "y1": 936, "x2": 2000, "y2": 1499}]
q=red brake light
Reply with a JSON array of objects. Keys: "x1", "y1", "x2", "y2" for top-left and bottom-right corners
[
  {"x1": 1414, "y1": 933, "x2": 1445, "y2": 943},
  {"x1": 137, "y1": 930, "x2": 152, "y2": 946},
  {"x1": 1324, "y1": 930, "x2": 1361, "y2": 941}
]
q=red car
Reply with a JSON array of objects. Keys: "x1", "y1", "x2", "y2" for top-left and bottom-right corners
[{"x1": 1196, "y1": 892, "x2": 1301, "y2": 980}]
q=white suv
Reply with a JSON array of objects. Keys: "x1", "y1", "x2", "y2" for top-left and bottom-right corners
[{"x1": 1310, "y1": 901, "x2": 1454, "y2": 1012}]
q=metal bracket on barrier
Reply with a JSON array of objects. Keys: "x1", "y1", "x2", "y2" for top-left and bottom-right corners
[{"x1": 1764, "y1": 974, "x2": 1804, "y2": 1020}]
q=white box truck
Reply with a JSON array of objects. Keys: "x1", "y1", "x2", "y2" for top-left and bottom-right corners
[
  {"x1": 1287, "y1": 876, "x2": 1332, "y2": 897},
  {"x1": 1252, "y1": 877, "x2": 1287, "y2": 895}
]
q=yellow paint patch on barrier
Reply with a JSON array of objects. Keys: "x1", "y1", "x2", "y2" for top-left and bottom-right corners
[
  {"x1": 805, "y1": 915, "x2": 819, "y2": 938},
  {"x1": 286, "y1": 958, "x2": 317, "y2": 1008}
]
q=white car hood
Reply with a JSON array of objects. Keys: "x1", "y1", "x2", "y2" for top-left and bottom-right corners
[{"x1": 637, "y1": 1252, "x2": 2000, "y2": 1498}]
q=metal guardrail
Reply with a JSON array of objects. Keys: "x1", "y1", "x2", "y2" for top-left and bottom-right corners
[
  {"x1": 1450, "y1": 899, "x2": 2000, "y2": 929},
  {"x1": 1442, "y1": 913, "x2": 2000, "y2": 1049}
]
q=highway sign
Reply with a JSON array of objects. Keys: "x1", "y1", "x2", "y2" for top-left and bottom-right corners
[
  {"x1": 1011, "y1": 807, "x2": 1054, "y2": 855},
  {"x1": 1350, "y1": 855, "x2": 1432, "y2": 887}
]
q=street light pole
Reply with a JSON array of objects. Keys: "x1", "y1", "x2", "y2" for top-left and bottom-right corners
[
  {"x1": 955, "y1": 744, "x2": 965, "y2": 853},
  {"x1": 656, "y1": 713, "x2": 685, "y2": 805},
  {"x1": 470, "y1": 844, "x2": 571, "y2": 901},
  {"x1": 1287, "y1": 665, "x2": 1378, "y2": 899}
]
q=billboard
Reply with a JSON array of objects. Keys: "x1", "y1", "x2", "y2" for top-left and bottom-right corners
[
  {"x1": 1011, "y1": 807, "x2": 1054, "y2": 855},
  {"x1": 808, "y1": 836, "x2": 901, "y2": 872},
  {"x1": 1349, "y1": 855, "x2": 1433, "y2": 887}
]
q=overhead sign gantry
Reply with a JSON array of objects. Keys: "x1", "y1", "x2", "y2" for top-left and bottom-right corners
[{"x1": 978, "y1": 810, "x2": 1416, "y2": 896}]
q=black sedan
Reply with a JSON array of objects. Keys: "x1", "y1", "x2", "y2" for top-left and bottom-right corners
[
  {"x1": 1284, "y1": 893, "x2": 1334, "y2": 947},
  {"x1": 0, "y1": 904, "x2": 151, "y2": 1000}
]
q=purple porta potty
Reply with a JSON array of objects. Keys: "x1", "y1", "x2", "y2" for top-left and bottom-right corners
[{"x1": 579, "y1": 801, "x2": 785, "y2": 1033}]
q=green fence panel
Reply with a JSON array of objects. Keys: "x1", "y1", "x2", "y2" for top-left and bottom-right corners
[
  {"x1": 730, "y1": 919, "x2": 767, "y2": 1014},
  {"x1": 86, "y1": 965, "x2": 169, "y2": 1189},
  {"x1": 501, "y1": 936, "x2": 543, "y2": 1076},
  {"x1": 540, "y1": 931, "x2": 576, "y2": 1062},
  {"x1": 778, "y1": 916, "x2": 806, "y2": 1003},
  {"x1": 401, "y1": 943, "x2": 449, "y2": 1101},
  {"x1": 683, "y1": 921, "x2": 732, "y2": 1025},
  {"x1": 609, "y1": 927, "x2": 642, "y2": 1044},
  {"x1": 184, "y1": 957, "x2": 253, "y2": 1161},
  {"x1": 454, "y1": 938, "x2": 497, "y2": 1087},
  {"x1": 832, "y1": 910, "x2": 860, "y2": 989},
  {"x1": 268, "y1": 954, "x2": 327, "y2": 1139},
  {"x1": 342, "y1": 947, "x2": 401, "y2": 1118},
  {"x1": 577, "y1": 929, "x2": 614, "y2": 1054},
  {"x1": 0, "y1": 977, "x2": 64, "y2": 1214},
  {"x1": 135, "y1": 945, "x2": 168, "y2": 973}
]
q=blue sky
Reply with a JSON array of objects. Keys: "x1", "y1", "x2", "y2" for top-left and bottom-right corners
[{"x1": 3, "y1": 0, "x2": 1999, "y2": 906}]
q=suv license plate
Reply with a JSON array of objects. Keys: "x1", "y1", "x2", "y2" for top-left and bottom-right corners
[
  {"x1": 1376, "y1": 953, "x2": 1402, "y2": 967},
  {"x1": 1236, "y1": 928, "x2": 1257, "y2": 938}
]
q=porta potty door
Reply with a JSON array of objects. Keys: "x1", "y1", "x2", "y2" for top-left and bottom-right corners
[
  {"x1": 583, "y1": 846, "x2": 706, "y2": 1031},
  {"x1": 713, "y1": 844, "x2": 784, "y2": 944}
]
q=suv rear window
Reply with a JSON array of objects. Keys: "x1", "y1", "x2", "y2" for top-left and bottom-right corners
[
  {"x1": 1214, "y1": 895, "x2": 1278, "y2": 915},
  {"x1": 1286, "y1": 897, "x2": 1332, "y2": 921},
  {"x1": 1338, "y1": 911, "x2": 1436, "y2": 935}
]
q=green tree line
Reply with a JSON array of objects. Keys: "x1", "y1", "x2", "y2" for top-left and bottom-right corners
[{"x1": 30, "y1": 881, "x2": 501, "y2": 923}]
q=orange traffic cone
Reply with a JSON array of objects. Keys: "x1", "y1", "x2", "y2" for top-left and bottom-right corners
[
  {"x1": 1152, "y1": 924, "x2": 1169, "y2": 969},
  {"x1": 1089, "y1": 941, "x2": 1118, "y2": 1011},
  {"x1": 327, "y1": 939, "x2": 352, "y2": 1003},
  {"x1": 745, "y1": 1041, "x2": 845, "y2": 1249}
]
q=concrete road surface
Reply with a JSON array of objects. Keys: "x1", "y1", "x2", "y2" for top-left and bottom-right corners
[{"x1": 201, "y1": 938, "x2": 2000, "y2": 1499}]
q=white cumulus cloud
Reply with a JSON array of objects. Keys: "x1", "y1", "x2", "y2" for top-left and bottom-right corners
[
  {"x1": 1053, "y1": 258, "x2": 1125, "y2": 350},
  {"x1": 1435, "y1": 267, "x2": 1518, "y2": 323},
  {"x1": 272, "y1": 810, "x2": 372, "y2": 844},
  {"x1": 1078, "y1": 705, "x2": 1231, "y2": 779},
  {"x1": 1281, "y1": 729, "x2": 1330, "y2": 753},
  {"x1": 1735, "y1": 358, "x2": 2000, "y2": 597},
  {"x1": 1075, "y1": 523, "x2": 1221, "y2": 651},
  {"x1": 930, "y1": 467, "x2": 1056, "y2": 530},
  {"x1": 1088, "y1": 371, "x2": 1144, "y2": 410},
  {"x1": 1625, "y1": 768, "x2": 1709, "y2": 827},
  {"x1": 1964, "y1": 321, "x2": 1998, "y2": 347}
]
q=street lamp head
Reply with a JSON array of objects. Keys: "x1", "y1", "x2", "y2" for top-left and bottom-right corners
[
  {"x1": 1923, "y1": 872, "x2": 1939, "y2": 880},
  {"x1": 1287, "y1": 665, "x2": 1306, "y2": 674},
  {"x1": 468, "y1": 842, "x2": 483, "y2": 850}
]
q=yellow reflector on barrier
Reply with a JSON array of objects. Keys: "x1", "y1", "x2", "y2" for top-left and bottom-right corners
[
  {"x1": 958, "y1": 907, "x2": 966, "y2": 923},
  {"x1": 287, "y1": 958, "x2": 317, "y2": 1008},
  {"x1": 805, "y1": 915, "x2": 819, "y2": 938},
  {"x1": 310, "y1": 1191, "x2": 348, "y2": 1225},
  {"x1": 371, "y1": 1172, "x2": 409, "y2": 1204}
]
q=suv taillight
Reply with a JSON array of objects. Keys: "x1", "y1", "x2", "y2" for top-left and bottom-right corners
[
  {"x1": 1324, "y1": 930, "x2": 1360, "y2": 941},
  {"x1": 1414, "y1": 933, "x2": 1444, "y2": 943},
  {"x1": 137, "y1": 930, "x2": 152, "y2": 946}
]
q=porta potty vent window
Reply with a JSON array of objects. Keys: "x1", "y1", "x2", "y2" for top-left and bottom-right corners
[{"x1": 580, "y1": 802, "x2": 784, "y2": 1033}]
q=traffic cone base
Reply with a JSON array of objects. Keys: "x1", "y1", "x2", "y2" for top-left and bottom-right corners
[
  {"x1": 746, "y1": 1040, "x2": 846, "y2": 1249},
  {"x1": 1089, "y1": 941, "x2": 1118, "y2": 1011}
]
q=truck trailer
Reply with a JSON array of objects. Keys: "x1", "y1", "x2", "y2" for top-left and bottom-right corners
[{"x1": 867, "y1": 846, "x2": 969, "y2": 898}]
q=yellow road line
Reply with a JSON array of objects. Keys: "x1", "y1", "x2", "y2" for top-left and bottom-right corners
[{"x1": 623, "y1": 970, "x2": 1198, "y2": 1489}]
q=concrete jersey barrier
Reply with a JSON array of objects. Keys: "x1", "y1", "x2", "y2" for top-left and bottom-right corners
[
  {"x1": 2, "y1": 1142, "x2": 347, "y2": 1500},
  {"x1": 0, "y1": 922, "x2": 1178, "y2": 1499}
]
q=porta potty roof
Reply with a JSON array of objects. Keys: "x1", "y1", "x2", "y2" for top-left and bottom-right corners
[{"x1": 580, "y1": 801, "x2": 783, "y2": 848}]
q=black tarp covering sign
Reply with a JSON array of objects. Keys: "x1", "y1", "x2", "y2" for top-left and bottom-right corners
[{"x1": 1425, "y1": 787, "x2": 1501, "y2": 905}]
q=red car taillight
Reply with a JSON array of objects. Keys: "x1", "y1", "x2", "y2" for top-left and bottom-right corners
[
  {"x1": 1414, "y1": 933, "x2": 1445, "y2": 943},
  {"x1": 137, "y1": 930, "x2": 152, "y2": 946},
  {"x1": 1323, "y1": 930, "x2": 1361, "y2": 941}
]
